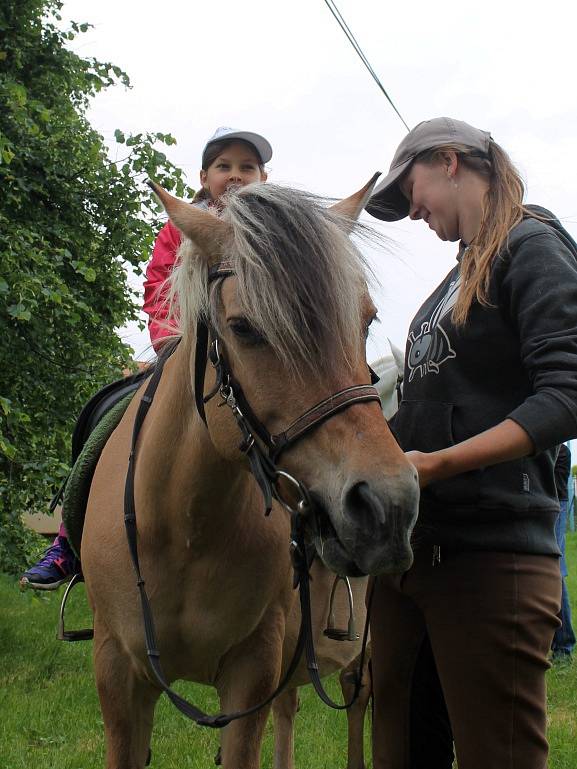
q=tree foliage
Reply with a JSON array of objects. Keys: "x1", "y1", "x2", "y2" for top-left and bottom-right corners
[{"x1": 0, "y1": 0, "x2": 194, "y2": 572}]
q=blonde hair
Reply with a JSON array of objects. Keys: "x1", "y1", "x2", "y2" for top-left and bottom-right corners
[
  {"x1": 170, "y1": 184, "x2": 370, "y2": 379},
  {"x1": 418, "y1": 141, "x2": 534, "y2": 325}
]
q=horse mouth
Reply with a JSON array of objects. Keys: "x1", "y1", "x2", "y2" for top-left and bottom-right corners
[
  {"x1": 307, "y1": 497, "x2": 366, "y2": 577},
  {"x1": 305, "y1": 490, "x2": 416, "y2": 577}
]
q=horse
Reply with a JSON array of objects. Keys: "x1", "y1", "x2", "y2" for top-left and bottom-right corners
[{"x1": 81, "y1": 179, "x2": 419, "y2": 769}]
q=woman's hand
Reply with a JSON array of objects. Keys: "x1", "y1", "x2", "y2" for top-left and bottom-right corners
[
  {"x1": 405, "y1": 450, "x2": 445, "y2": 488},
  {"x1": 405, "y1": 419, "x2": 535, "y2": 489}
]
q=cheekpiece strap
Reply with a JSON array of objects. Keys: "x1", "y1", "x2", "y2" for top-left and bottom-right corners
[{"x1": 194, "y1": 259, "x2": 235, "y2": 426}]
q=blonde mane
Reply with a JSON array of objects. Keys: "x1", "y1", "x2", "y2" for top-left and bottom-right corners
[{"x1": 169, "y1": 184, "x2": 372, "y2": 378}]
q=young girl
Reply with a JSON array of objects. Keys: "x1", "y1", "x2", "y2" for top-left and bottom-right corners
[
  {"x1": 365, "y1": 117, "x2": 577, "y2": 769},
  {"x1": 20, "y1": 126, "x2": 272, "y2": 590},
  {"x1": 143, "y1": 126, "x2": 271, "y2": 346}
]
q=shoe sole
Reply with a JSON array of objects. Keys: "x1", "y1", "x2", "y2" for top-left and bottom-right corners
[{"x1": 19, "y1": 574, "x2": 73, "y2": 592}]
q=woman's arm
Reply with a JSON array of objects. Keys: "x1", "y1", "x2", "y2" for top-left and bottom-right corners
[
  {"x1": 407, "y1": 229, "x2": 577, "y2": 489},
  {"x1": 407, "y1": 418, "x2": 534, "y2": 488}
]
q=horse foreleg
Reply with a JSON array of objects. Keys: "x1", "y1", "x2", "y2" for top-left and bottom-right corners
[
  {"x1": 340, "y1": 646, "x2": 372, "y2": 769},
  {"x1": 217, "y1": 615, "x2": 285, "y2": 769},
  {"x1": 93, "y1": 625, "x2": 160, "y2": 769},
  {"x1": 271, "y1": 687, "x2": 299, "y2": 769}
]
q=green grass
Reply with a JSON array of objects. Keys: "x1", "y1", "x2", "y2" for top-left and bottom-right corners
[
  {"x1": 0, "y1": 572, "x2": 363, "y2": 769},
  {"x1": 547, "y1": 531, "x2": 577, "y2": 769},
  {"x1": 1, "y1": 536, "x2": 576, "y2": 768}
]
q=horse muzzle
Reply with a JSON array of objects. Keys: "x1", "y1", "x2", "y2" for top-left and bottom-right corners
[{"x1": 308, "y1": 469, "x2": 419, "y2": 576}]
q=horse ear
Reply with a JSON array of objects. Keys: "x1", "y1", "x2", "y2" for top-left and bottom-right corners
[
  {"x1": 330, "y1": 172, "x2": 381, "y2": 223},
  {"x1": 148, "y1": 180, "x2": 231, "y2": 263},
  {"x1": 388, "y1": 337, "x2": 405, "y2": 374}
]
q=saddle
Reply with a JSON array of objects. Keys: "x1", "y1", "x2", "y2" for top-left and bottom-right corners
[
  {"x1": 70, "y1": 367, "x2": 152, "y2": 464},
  {"x1": 60, "y1": 366, "x2": 153, "y2": 557}
]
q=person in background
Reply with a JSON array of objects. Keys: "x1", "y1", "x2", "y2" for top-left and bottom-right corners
[
  {"x1": 365, "y1": 116, "x2": 577, "y2": 769},
  {"x1": 552, "y1": 443, "x2": 576, "y2": 663},
  {"x1": 19, "y1": 126, "x2": 272, "y2": 590}
]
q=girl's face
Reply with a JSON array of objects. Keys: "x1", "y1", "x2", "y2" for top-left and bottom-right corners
[
  {"x1": 399, "y1": 158, "x2": 461, "y2": 242},
  {"x1": 200, "y1": 141, "x2": 267, "y2": 203}
]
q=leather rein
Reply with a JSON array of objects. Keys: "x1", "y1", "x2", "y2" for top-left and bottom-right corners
[{"x1": 123, "y1": 259, "x2": 380, "y2": 729}]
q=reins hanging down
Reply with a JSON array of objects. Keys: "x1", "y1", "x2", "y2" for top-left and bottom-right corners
[
  {"x1": 123, "y1": 260, "x2": 381, "y2": 727},
  {"x1": 124, "y1": 350, "x2": 308, "y2": 728}
]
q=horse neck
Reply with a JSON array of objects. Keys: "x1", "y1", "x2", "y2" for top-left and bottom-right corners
[{"x1": 139, "y1": 335, "x2": 254, "y2": 539}]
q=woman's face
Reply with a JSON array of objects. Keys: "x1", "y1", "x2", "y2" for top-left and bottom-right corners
[
  {"x1": 399, "y1": 158, "x2": 461, "y2": 242},
  {"x1": 200, "y1": 141, "x2": 267, "y2": 203}
]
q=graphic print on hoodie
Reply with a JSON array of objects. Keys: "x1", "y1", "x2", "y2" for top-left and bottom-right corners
[{"x1": 407, "y1": 274, "x2": 460, "y2": 382}]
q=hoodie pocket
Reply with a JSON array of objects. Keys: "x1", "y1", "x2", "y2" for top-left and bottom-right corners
[
  {"x1": 392, "y1": 400, "x2": 455, "y2": 453},
  {"x1": 392, "y1": 400, "x2": 481, "y2": 506}
]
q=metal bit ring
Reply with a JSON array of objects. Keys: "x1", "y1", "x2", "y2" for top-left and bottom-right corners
[{"x1": 274, "y1": 470, "x2": 310, "y2": 515}]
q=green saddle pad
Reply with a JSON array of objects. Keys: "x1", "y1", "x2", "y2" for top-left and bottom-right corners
[{"x1": 63, "y1": 392, "x2": 135, "y2": 558}]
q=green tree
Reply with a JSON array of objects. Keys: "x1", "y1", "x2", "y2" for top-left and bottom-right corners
[{"x1": 0, "y1": 0, "x2": 194, "y2": 572}]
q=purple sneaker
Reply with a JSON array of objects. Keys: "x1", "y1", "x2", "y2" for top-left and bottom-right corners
[{"x1": 19, "y1": 536, "x2": 80, "y2": 591}]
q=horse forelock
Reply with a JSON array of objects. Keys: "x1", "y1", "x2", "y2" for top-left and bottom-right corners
[{"x1": 170, "y1": 184, "x2": 371, "y2": 379}]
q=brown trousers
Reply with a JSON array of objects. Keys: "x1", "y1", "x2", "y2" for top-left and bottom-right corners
[{"x1": 370, "y1": 548, "x2": 561, "y2": 769}]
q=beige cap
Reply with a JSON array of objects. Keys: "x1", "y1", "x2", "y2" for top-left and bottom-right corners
[{"x1": 365, "y1": 117, "x2": 491, "y2": 221}]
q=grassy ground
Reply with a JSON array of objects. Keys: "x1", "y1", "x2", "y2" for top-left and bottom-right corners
[
  {"x1": 1, "y1": 535, "x2": 576, "y2": 768},
  {"x1": 546, "y1": 532, "x2": 577, "y2": 769}
]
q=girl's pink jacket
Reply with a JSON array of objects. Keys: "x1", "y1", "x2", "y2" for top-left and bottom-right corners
[{"x1": 142, "y1": 221, "x2": 181, "y2": 347}]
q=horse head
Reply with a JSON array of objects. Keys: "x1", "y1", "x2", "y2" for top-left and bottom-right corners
[{"x1": 149, "y1": 179, "x2": 419, "y2": 576}]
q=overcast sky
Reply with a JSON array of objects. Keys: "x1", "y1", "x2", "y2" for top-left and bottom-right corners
[{"x1": 64, "y1": 0, "x2": 577, "y2": 368}]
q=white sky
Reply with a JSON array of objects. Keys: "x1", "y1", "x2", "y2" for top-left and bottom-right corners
[{"x1": 63, "y1": 0, "x2": 577, "y2": 374}]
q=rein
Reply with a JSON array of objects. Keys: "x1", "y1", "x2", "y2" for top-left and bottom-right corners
[{"x1": 123, "y1": 260, "x2": 380, "y2": 728}]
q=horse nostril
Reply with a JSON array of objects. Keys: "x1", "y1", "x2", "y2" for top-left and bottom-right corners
[{"x1": 344, "y1": 481, "x2": 386, "y2": 528}]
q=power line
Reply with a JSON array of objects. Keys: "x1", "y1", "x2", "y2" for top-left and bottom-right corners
[{"x1": 322, "y1": 0, "x2": 410, "y2": 132}]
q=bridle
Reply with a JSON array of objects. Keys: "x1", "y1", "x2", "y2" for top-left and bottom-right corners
[
  {"x1": 123, "y1": 258, "x2": 380, "y2": 729},
  {"x1": 194, "y1": 260, "x2": 381, "y2": 515}
]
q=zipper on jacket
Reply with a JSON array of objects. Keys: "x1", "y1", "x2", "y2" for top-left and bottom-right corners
[{"x1": 432, "y1": 544, "x2": 442, "y2": 567}]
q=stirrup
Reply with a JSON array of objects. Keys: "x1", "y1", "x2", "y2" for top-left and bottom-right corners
[
  {"x1": 57, "y1": 572, "x2": 94, "y2": 642},
  {"x1": 323, "y1": 575, "x2": 359, "y2": 641}
]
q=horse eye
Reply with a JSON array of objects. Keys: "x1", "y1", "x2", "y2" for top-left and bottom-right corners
[
  {"x1": 229, "y1": 318, "x2": 265, "y2": 345},
  {"x1": 364, "y1": 314, "x2": 379, "y2": 340}
]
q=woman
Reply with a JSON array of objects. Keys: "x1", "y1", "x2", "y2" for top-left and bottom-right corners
[{"x1": 365, "y1": 117, "x2": 577, "y2": 769}]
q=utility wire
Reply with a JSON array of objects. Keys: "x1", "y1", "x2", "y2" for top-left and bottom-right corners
[{"x1": 322, "y1": 0, "x2": 410, "y2": 132}]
